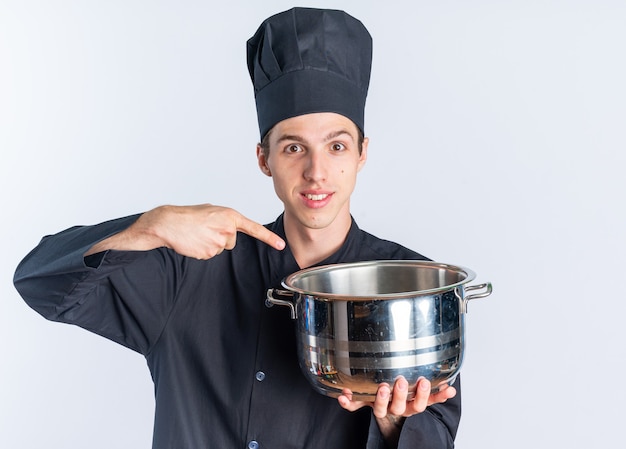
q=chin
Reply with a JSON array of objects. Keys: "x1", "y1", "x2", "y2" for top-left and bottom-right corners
[
  {"x1": 307, "y1": 213, "x2": 343, "y2": 230},
  {"x1": 285, "y1": 206, "x2": 345, "y2": 232}
]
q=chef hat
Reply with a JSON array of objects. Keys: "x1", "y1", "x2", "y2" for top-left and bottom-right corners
[{"x1": 247, "y1": 7, "x2": 373, "y2": 140}]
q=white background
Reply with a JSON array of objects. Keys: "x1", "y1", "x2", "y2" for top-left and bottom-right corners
[{"x1": 1, "y1": 1, "x2": 625, "y2": 447}]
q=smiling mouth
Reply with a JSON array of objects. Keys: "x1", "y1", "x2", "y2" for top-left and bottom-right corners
[{"x1": 304, "y1": 193, "x2": 329, "y2": 201}]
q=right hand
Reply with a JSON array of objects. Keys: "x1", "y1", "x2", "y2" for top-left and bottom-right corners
[{"x1": 86, "y1": 204, "x2": 286, "y2": 259}]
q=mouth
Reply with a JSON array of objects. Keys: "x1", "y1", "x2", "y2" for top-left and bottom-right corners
[
  {"x1": 304, "y1": 193, "x2": 329, "y2": 201},
  {"x1": 301, "y1": 191, "x2": 333, "y2": 209}
]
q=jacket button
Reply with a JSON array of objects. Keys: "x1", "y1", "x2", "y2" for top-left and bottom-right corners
[
  {"x1": 255, "y1": 371, "x2": 266, "y2": 381},
  {"x1": 248, "y1": 440, "x2": 259, "y2": 449}
]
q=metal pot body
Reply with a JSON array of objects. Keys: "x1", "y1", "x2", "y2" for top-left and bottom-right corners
[{"x1": 266, "y1": 260, "x2": 492, "y2": 401}]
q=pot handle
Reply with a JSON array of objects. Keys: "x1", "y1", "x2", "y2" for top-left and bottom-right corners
[
  {"x1": 265, "y1": 289, "x2": 296, "y2": 319},
  {"x1": 464, "y1": 282, "x2": 493, "y2": 301}
]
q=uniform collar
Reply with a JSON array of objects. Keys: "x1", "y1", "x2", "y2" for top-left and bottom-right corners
[{"x1": 265, "y1": 213, "x2": 361, "y2": 285}]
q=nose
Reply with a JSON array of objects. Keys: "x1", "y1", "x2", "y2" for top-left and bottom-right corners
[{"x1": 303, "y1": 150, "x2": 327, "y2": 182}]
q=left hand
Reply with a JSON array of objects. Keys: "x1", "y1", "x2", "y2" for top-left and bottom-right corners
[{"x1": 337, "y1": 376, "x2": 457, "y2": 444}]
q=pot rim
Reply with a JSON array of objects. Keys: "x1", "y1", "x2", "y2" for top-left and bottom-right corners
[{"x1": 280, "y1": 260, "x2": 477, "y2": 301}]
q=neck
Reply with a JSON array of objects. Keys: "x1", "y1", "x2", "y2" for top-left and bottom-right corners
[{"x1": 284, "y1": 213, "x2": 352, "y2": 268}]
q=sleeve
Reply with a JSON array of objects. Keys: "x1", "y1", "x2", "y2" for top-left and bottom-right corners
[
  {"x1": 366, "y1": 377, "x2": 462, "y2": 449},
  {"x1": 13, "y1": 214, "x2": 183, "y2": 355}
]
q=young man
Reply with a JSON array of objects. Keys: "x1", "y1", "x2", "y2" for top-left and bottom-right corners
[{"x1": 14, "y1": 7, "x2": 460, "y2": 449}]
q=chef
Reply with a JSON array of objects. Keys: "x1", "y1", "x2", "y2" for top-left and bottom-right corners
[{"x1": 14, "y1": 7, "x2": 461, "y2": 449}]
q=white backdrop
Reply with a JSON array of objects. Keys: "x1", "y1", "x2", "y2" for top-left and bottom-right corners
[{"x1": 2, "y1": 1, "x2": 625, "y2": 448}]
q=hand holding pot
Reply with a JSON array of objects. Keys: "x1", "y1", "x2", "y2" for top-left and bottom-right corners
[
  {"x1": 85, "y1": 204, "x2": 285, "y2": 259},
  {"x1": 337, "y1": 376, "x2": 457, "y2": 445}
]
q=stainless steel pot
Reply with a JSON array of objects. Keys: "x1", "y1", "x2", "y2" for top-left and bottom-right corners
[{"x1": 266, "y1": 260, "x2": 492, "y2": 401}]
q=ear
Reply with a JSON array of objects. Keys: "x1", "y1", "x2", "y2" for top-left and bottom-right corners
[
  {"x1": 357, "y1": 137, "x2": 369, "y2": 173},
  {"x1": 256, "y1": 144, "x2": 272, "y2": 177}
]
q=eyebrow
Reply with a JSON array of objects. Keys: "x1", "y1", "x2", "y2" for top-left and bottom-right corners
[
  {"x1": 275, "y1": 129, "x2": 355, "y2": 145},
  {"x1": 324, "y1": 129, "x2": 355, "y2": 142},
  {"x1": 275, "y1": 134, "x2": 306, "y2": 145}
]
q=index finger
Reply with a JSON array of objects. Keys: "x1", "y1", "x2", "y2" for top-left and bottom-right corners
[{"x1": 236, "y1": 214, "x2": 286, "y2": 251}]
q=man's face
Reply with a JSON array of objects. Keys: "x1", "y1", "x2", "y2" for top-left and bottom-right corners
[{"x1": 257, "y1": 112, "x2": 368, "y2": 232}]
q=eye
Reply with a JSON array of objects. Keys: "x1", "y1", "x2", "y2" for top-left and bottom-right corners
[
  {"x1": 285, "y1": 144, "x2": 303, "y2": 154},
  {"x1": 330, "y1": 143, "x2": 345, "y2": 152},
  {"x1": 285, "y1": 143, "x2": 302, "y2": 154}
]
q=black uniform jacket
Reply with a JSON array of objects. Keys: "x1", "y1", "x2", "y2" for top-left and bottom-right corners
[{"x1": 14, "y1": 214, "x2": 461, "y2": 449}]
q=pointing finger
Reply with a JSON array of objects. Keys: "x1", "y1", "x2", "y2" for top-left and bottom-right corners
[{"x1": 236, "y1": 214, "x2": 286, "y2": 251}]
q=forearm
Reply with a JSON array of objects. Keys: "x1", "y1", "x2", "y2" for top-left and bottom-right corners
[
  {"x1": 83, "y1": 204, "x2": 276, "y2": 260},
  {"x1": 84, "y1": 210, "x2": 165, "y2": 256},
  {"x1": 376, "y1": 415, "x2": 405, "y2": 448}
]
